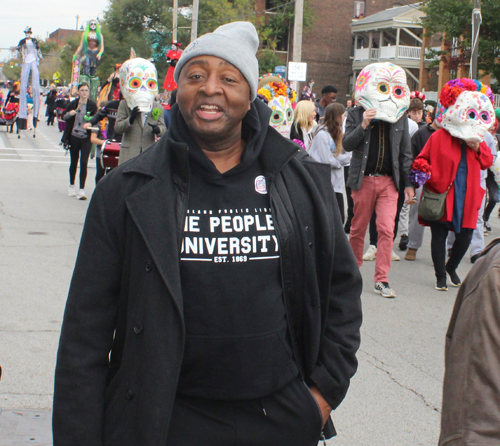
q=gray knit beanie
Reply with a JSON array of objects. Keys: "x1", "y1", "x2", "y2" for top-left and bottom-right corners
[{"x1": 174, "y1": 22, "x2": 259, "y2": 100}]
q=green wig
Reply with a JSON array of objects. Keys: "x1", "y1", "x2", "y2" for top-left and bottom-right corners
[{"x1": 83, "y1": 20, "x2": 102, "y2": 53}]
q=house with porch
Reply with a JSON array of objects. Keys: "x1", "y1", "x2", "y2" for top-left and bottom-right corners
[{"x1": 350, "y1": 3, "x2": 441, "y2": 100}]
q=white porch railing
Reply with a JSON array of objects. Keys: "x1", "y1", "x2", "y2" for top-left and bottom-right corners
[
  {"x1": 380, "y1": 46, "x2": 396, "y2": 59},
  {"x1": 398, "y1": 46, "x2": 421, "y2": 59},
  {"x1": 355, "y1": 48, "x2": 370, "y2": 61},
  {"x1": 494, "y1": 94, "x2": 500, "y2": 108},
  {"x1": 354, "y1": 45, "x2": 422, "y2": 61}
]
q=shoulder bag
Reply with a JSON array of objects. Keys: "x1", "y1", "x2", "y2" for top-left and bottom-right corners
[{"x1": 418, "y1": 183, "x2": 452, "y2": 222}]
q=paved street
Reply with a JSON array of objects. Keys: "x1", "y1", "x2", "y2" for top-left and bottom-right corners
[{"x1": 0, "y1": 110, "x2": 495, "y2": 445}]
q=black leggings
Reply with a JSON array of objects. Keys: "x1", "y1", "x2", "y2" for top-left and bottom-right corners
[
  {"x1": 344, "y1": 166, "x2": 354, "y2": 232},
  {"x1": 429, "y1": 222, "x2": 473, "y2": 280},
  {"x1": 336, "y1": 192, "x2": 345, "y2": 225},
  {"x1": 483, "y1": 171, "x2": 498, "y2": 222},
  {"x1": 69, "y1": 136, "x2": 92, "y2": 189},
  {"x1": 96, "y1": 156, "x2": 105, "y2": 185}
]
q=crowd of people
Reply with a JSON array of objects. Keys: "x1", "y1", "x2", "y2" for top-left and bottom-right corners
[{"x1": 4, "y1": 18, "x2": 499, "y2": 445}]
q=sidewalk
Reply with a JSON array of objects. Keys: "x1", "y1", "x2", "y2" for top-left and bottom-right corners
[{"x1": 0, "y1": 409, "x2": 52, "y2": 446}]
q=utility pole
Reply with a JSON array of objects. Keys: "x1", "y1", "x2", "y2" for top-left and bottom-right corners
[
  {"x1": 291, "y1": 0, "x2": 304, "y2": 90},
  {"x1": 470, "y1": 0, "x2": 481, "y2": 79},
  {"x1": 75, "y1": 15, "x2": 80, "y2": 30},
  {"x1": 173, "y1": 0, "x2": 178, "y2": 42},
  {"x1": 292, "y1": 0, "x2": 304, "y2": 63},
  {"x1": 191, "y1": 0, "x2": 199, "y2": 42}
]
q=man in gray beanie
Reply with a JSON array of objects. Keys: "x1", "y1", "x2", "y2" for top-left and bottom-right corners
[{"x1": 53, "y1": 21, "x2": 362, "y2": 446}]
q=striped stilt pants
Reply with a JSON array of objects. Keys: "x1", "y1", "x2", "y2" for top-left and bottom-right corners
[{"x1": 19, "y1": 61, "x2": 41, "y2": 119}]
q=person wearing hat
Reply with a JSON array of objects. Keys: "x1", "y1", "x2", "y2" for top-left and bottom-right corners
[
  {"x1": 163, "y1": 40, "x2": 183, "y2": 93},
  {"x1": 53, "y1": 22, "x2": 362, "y2": 446}
]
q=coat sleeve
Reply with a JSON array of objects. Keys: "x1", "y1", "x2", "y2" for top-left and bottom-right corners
[
  {"x1": 156, "y1": 103, "x2": 167, "y2": 137},
  {"x1": 53, "y1": 184, "x2": 123, "y2": 446},
  {"x1": 342, "y1": 108, "x2": 366, "y2": 153},
  {"x1": 399, "y1": 116, "x2": 413, "y2": 188},
  {"x1": 477, "y1": 141, "x2": 494, "y2": 170},
  {"x1": 309, "y1": 197, "x2": 363, "y2": 410},
  {"x1": 114, "y1": 100, "x2": 132, "y2": 136}
]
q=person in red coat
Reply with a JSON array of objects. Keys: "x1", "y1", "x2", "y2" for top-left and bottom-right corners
[
  {"x1": 163, "y1": 41, "x2": 183, "y2": 92},
  {"x1": 415, "y1": 83, "x2": 494, "y2": 290}
]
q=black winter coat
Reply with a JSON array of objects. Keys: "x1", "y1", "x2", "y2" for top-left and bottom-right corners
[{"x1": 53, "y1": 124, "x2": 363, "y2": 445}]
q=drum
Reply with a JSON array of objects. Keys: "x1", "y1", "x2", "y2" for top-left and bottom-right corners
[{"x1": 102, "y1": 140, "x2": 121, "y2": 169}]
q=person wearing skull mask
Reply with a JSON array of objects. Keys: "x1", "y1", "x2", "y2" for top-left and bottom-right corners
[
  {"x1": 114, "y1": 58, "x2": 166, "y2": 164},
  {"x1": 53, "y1": 22, "x2": 362, "y2": 446},
  {"x1": 73, "y1": 19, "x2": 104, "y2": 100},
  {"x1": 415, "y1": 78, "x2": 494, "y2": 290},
  {"x1": 17, "y1": 26, "x2": 43, "y2": 134},
  {"x1": 343, "y1": 62, "x2": 415, "y2": 298}
]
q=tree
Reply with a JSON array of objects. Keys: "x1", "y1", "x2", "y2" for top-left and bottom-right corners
[{"x1": 420, "y1": 0, "x2": 500, "y2": 81}]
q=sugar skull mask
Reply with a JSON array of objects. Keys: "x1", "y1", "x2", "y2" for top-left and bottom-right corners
[
  {"x1": 120, "y1": 58, "x2": 159, "y2": 113},
  {"x1": 436, "y1": 90, "x2": 495, "y2": 143},
  {"x1": 355, "y1": 62, "x2": 410, "y2": 123},
  {"x1": 269, "y1": 96, "x2": 293, "y2": 138}
]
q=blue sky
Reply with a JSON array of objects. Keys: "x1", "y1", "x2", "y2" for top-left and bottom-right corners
[{"x1": 1, "y1": 0, "x2": 109, "y2": 61}]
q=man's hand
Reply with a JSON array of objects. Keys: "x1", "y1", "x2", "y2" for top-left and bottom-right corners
[
  {"x1": 361, "y1": 108, "x2": 377, "y2": 130},
  {"x1": 148, "y1": 123, "x2": 161, "y2": 135},
  {"x1": 129, "y1": 106, "x2": 140, "y2": 124},
  {"x1": 82, "y1": 122, "x2": 92, "y2": 130},
  {"x1": 69, "y1": 110, "x2": 77, "y2": 116},
  {"x1": 467, "y1": 141, "x2": 480, "y2": 152},
  {"x1": 404, "y1": 187, "x2": 415, "y2": 204},
  {"x1": 309, "y1": 385, "x2": 332, "y2": 427}
]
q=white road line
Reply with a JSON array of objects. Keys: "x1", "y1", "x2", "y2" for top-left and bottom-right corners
[
  {"x1": 0, "y1": 154, "x2": 67, "y2": 158},
  {"x1": 0, "y1": 159, "x2": 70, "y2": 164},
  {"x1": 0, "y1": 148, "x2": 65, "y2": 153}
]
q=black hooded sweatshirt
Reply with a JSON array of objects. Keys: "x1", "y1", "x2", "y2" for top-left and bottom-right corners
[{"x1": 169, "y1": 100, "x2": 298, "y2": 400}]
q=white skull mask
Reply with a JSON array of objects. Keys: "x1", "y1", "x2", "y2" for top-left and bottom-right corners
[
  {"x1": 269, "y1": 96, "x2": 293, "y2": 138},
  {"x1": 120, "y1": 58, "x2": 159, "y2": 113},
  {"x1": 354, "y1": 62, "x2": 410, "y2": 123},
  {"x1": 436, "y1": 90, "x2": 495, "y2": 143}
]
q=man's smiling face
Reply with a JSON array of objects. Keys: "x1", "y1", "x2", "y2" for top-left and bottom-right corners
[{"x1": 176, "y1": 55, "x2": 251, "y2": 148}]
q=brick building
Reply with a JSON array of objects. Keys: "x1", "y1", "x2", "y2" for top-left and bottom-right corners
[
  {"x1": 302, "y1": 0, "x2": 418, "y2": 101},
  {"x1": 256, "y1": 0, "x2": 416, "y2": 103},
  {"x1": 47, "y1": 29, "x2": 83, "y2": 47}
]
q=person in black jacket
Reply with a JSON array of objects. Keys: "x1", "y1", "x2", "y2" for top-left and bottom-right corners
[
  {"x1": 61, "y1": 83, "x2": 97, "y2": 200},
  {"x1": 45, "y1": 85, "x2": 57, "y2": 125},
  {"x1": 53, "y1": 22, "x2": 362, "y2": 446}
]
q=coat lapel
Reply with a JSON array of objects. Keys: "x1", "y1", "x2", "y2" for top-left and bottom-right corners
[{"x1": 125, "y1": 168, "x2": 184, "y2": 316}]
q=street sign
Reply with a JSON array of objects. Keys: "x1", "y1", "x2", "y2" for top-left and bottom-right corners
[
  {"x1": 275, "y1": 65, "x2": 286, "y2": 78},
  {"x1": 288, "y1": 62, "x2": 307, "y2": 82}
]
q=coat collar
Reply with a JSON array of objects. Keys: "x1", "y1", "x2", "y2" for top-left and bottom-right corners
[{"x1": 122, "y1": 124, "x2": 300, "y2": 184}]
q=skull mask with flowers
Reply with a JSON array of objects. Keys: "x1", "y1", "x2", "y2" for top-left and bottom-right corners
[
  {"x1": 269, "y1": 96, "x2": 294, "y2": 138},
  {"x1": 120, "y1": 58, "x2": 159, "y2": 113},
  {"x1": 257, "y1": 74, "x2": 296, "y2": 138},
  {"x1": 435, "y1": 78, "x2": 495, "y2": 144},
  {"x1": 354, "y1": 62, "x2": 410, "y2": 123}
]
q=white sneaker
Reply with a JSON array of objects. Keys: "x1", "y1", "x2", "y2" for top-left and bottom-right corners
[
  {"x1": 392, "y1": 251, "x2": 400, "y2": 261},
  {"x1": 77, "y1": 189, "x2": 87, "y2": 200},
  {"x1": 363, "y1": 245, "x2": 377, "y2": 261},
  {"x1": 68, "y1": 185, "x2": 77, "y2": 197}
]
